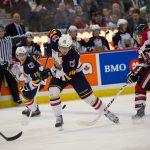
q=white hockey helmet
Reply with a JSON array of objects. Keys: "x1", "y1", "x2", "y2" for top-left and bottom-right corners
[
  {"x1": 58, "y1": 34, "x2": 73, "y2": 48},
  {"x1": 58, "y1": 34, "x2": 73, "y2": 54},
  {"x1": 25, "y1": 31, "x2": 33, "y2": 39},
  {"x1": 117, "y1": 19, "x2": 128, "y2": 27},
  {"x1": 90, "y1": 24, "x2": 100, "y2": 30},
  {"x1": 68, "y1": 25, "x2": 78, "y2": 32},
  {"x1": 16, "y1": 46, "x2": 27, "y2": 58}
]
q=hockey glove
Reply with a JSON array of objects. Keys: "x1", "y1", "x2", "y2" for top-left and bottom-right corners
[
  {"x1": 40, "y1": 68, "x2": 53, "y2": 80},
  {"x1": 33, "y1": 51, "x2": 42, "y2": 60},
  {"x1": 1, "y1": 62, "x2": 10, "y2": 70},
  {"x1": 127, "y1": 71, "x2": 138, "y2": 84}
]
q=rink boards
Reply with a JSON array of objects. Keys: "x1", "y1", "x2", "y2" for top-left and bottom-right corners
[{"x1": 0, "y1": 49, "x2": 139, "y2": 108}]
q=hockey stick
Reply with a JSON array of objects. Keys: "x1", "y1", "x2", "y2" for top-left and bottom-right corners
[
  {"x1": 78, "y1": 84, "x2": 128, "y2": 126},
  {"x1": 0, "y1": 131, "x2": 22, "y2": 141}
]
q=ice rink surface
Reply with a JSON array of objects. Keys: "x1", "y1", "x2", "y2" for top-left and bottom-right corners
[{"x1": 0, "y1": 93, "x2": 150, "y2": 150}]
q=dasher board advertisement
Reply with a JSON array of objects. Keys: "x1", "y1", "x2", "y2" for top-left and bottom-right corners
[{"x1": 99, "y1": 50, "x2": 139, "y2": 85}]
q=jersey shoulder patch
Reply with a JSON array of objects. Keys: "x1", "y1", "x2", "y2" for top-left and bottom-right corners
[{"x1": 27, "y1": 62, "x2": 35, "y2": 69}]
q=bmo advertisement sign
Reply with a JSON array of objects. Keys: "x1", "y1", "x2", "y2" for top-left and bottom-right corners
[{"x1": 99, "y1": 50, "x2": 139, "y2": 85}]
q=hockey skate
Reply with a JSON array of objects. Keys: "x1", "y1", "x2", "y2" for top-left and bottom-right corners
[
  {"x1": 104, "y1": 110, "x2": 119, "y2": 124},
  {"x1": 22, "y1": 106, "x2": 41, "y2": 117},
  {"x1": 55, "y1": 115, "x2": 64, "y2": 130},
  {"x1": 132, "y1": 104, "x2": 145, "y2": 120}
]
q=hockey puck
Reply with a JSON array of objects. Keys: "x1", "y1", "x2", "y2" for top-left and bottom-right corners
[{"x1": 62, "y1": 104, "x2": 66, "y2": 109}]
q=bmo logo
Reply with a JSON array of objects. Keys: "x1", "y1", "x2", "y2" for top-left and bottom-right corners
[
  {"x1": 104, "y1": 64, "x2": 126, "y2": 73},
  {"x1": 82, "y1": 63, "x2": 93, "y2": 74}
]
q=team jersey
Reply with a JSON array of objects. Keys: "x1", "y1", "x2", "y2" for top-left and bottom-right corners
[
  {"x1": 141, "y1": 28, "x2": 150, "y2": 45},
  {"x1": 137, "y1": 39, "x2": 150, "y2": 66},
  {"x1": 113, "y1": 31, "x2": 137, "y2": 49},
  {"x1": 16, "y1": 56, "x2": 43, "y2": 89},
  {"x1": 51, "y1": 48, "x2": 82, "y2": 81}
]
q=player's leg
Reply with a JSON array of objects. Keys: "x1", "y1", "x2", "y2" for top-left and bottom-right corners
[
  {"x1": 132, "y1": 68, "x2": 150, "y2": 119},
  {"x1": 71, "y1": 71, "x2": 119, "y2": 123},
  {"x1": 4, "y1": 69, "x2": 22, "y2": 104},
  {"x1": 0, "y1": 66, "x2": 4, "y2": 91},
  {"x1": 22, "y1": 87, "x2": 40, "y2": 117},
  {"x1": 49, "y1": 77, "x2": 68, "y2": 128}
]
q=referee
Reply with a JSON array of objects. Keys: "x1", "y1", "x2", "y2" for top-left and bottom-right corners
[{"x1": 0, "y1": 25, "x2": 24, "y2": 104}]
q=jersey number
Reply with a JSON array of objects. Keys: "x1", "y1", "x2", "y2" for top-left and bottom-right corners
[{"x1": 69, "y1": 70, "x2": 76, "y2": 76}]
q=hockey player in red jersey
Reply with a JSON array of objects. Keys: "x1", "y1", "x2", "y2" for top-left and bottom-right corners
[
  {"x1": 127, "y1": 24, "x2": 150, "y2": 119},
  {"x1": 48, "y1": 34, "x2": 119, "y2": 129}
]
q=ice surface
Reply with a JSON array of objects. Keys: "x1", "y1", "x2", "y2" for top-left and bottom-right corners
[{"x1": 0, "y1": 93, "x2": 150, "y2": 150}]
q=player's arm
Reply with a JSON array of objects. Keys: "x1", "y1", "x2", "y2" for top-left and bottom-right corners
[{"x1": 112, "y1": 33, "x2": 121, "y2": 49}]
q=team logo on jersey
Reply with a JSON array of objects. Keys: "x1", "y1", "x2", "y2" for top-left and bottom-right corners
[
  {"x1": 69, "y1": 59, "x2": 75, "y2": 67},
  {"x1": 28, "y1": 62, "x2": 35, "y2": 69}
]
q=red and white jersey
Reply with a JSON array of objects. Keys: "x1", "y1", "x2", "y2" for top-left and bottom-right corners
[
  {"x1": 141, "y1": 28, "x2": 150, "y2": 45},
  {"x1": 137, "y1": 39, "x2": 150, "y2": 66}
]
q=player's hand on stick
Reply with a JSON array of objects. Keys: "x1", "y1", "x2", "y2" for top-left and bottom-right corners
[{"x1": 127, "y1": 71, "x2": 138, "y2": 84}]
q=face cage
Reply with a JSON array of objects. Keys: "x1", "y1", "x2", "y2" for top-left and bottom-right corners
[
  {"x1": 16, "y1": 52, "x2": 28, "y2": 59},
  {"x1": 59, "y1": 46, "x2": 71, "y2": 54}
]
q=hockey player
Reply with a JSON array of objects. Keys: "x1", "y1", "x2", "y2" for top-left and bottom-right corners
[
  {"x1": 48, "y1": 34, "x2": 119, "y2": 129},
  {"x1": 15, "y1": 46, "x2": 42, "y2": 117},
  {"x1": 87, "y1": 25, "x2": 110, "y2": 52},
  {"x1": 112, "y1": 19, "x2": 137, "y2": 49},
  {"x1": 43, "y1": 28, "x2": 62, "y2": 57},
  {"x1": 68, "y1": 25, "x2": 87, "y2": 53},
  {"x1": 127, "y1": 24, "x2": 150, "y2": 119}
]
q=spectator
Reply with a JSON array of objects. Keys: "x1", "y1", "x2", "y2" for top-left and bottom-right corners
[
  {"x1": 112, "y1": 19, "x2": 137, "y2": 50},
  {"x1": 86, "y1": 24, "x2": 110, "y2": 52},
  {"x1": 125, "y1": 6, "x2": 135, "y2": 20},
  {"x1": 53, "y1": 2, "x2": 74, "y2": 29},
  {"x1": 72, "y1": 15, "x2": 88, "y2": 29},
  {"x1": 102, "y1": 6, "x2": 111, "y2": 24},
  {"x1": 5, "y1": 12, "x2": 26, "y2": 36},
  {"x1": 127, "y1": 8, "x2": 148, "y2": 34},
  {"x1": 81, "y1": 0, "x2": 99, "y2": 21},
  {"x1": 68, "y1": 25, "x2": 87, "y2": 53},
  {"x1": 90, "y1": 11, "x2": 106, "y2": 27},
  {"x1": 108, "y1": 12, "x2": 120, "y2": 27},
  {"x1": 74, "y1": 5, "x2": 89, "y2": 24}
]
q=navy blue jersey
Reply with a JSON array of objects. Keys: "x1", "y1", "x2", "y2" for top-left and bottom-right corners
[
  {"x1": 62, "y1": 48, "x2": 80, "y2": 76},
  {"x1": 23, "y1": 56, "x2": 41, "y2": 84}
]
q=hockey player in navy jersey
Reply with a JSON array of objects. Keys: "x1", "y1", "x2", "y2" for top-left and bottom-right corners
[
  {"x1": 127, "y1": 24, "x2": 150, "y2": 119},
  {"x1": 48, "y1": 34, "x2": 119, "y2": 129},
  {"x1": 15, "y1": 46, "x2": 43, "y2": 117}
]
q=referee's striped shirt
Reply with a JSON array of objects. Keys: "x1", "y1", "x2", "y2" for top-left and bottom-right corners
[
  {"x1": 0, "y1": 36, "x2": 12, "y2": 63},
  {"x1": 0, "y1": 35, "x2": 25, "y2": 64}
]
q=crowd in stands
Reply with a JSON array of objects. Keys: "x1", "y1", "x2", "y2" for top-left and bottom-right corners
[{"x1": 0, "y1": 0, "x2": 150, "y2": 53}]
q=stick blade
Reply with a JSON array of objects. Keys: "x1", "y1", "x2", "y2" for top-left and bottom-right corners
[{"x1": 0, "y1": 131, "x2": 23, "y2": 141}]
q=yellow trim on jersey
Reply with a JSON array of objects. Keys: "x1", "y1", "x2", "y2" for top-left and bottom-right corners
[
  {"x1": 64, "y1": 74, "x2": 72, "y2": 80},
  {"x1": 80, "y1": 90, "x2": 93, "y2": 98},
  {"x1": 33, "y1": 79, "x2": 41, "y2": 84}
]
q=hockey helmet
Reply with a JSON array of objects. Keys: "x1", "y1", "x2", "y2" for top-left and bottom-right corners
[
  {"x1": 68, "y1": 25, "x2": 78, "y2": 32},
  {"x1": 136, "y1": 24, "x2": 149, "y2": 34},
  {"x1": 58, "y1": 34, "x2": 73, "y2": 54},
  {"x1": 117, "y1": 19, "x2": 128, "y2": 27},
  {"x1": 16, "y1": 46, "x2": 27, "y2": 59}
]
